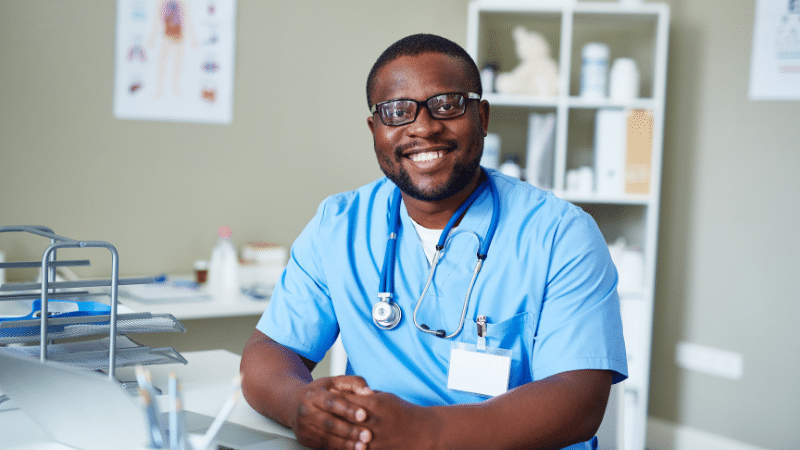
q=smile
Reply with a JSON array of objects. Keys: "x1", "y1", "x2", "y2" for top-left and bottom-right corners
[{"x1": 408, "y1": 151, "x2": 444, "y2": 162}]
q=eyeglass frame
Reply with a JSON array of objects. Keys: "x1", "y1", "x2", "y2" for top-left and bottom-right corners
[{"x1": 370, "y1": 92, "x2": 481, "y2": 127}]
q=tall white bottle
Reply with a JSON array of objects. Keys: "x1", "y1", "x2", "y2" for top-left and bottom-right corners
[{"x1": 208, "y1": 225, "x2": 239, "y2": 299}]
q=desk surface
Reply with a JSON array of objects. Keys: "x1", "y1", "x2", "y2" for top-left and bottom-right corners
[
  {"x1": 1, "y1": 350, "x2": 298, "y2": 449},
  {"x1": 128, "y1": 349, "x2": 295, "y2": 440},
  {"x1": 118, "y1": 283, "x2": 270, "y2": 321}
]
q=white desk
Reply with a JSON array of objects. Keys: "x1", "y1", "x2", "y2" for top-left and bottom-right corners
[
  {"x1": 124, "y1": 349, "x2": 297, "y2": 440},
  {"x1": 115, "y1": 283, "x2": 270, "y2": 358},
  {"x1": 117, "y1": 283, "x2": 270, "y2": 321},
  {"x1": 1, "y1": 350, "x2": 304, "y2": 449},
  {"x1": 117, "y1": 283, "x2": 346, "y2": 377}
]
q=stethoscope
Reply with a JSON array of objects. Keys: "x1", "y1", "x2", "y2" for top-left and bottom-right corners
[{"x1": 372, "y1": 174, "x2": 500, "y2": 338}]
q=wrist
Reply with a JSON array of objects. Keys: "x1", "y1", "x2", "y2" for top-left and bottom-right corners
[{"x1": 423, "y1": 405, "x2": 447, "y2": 450}]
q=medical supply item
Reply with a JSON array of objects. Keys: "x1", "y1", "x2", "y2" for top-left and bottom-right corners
[
  {"x1": 372, "y1": 175, "x2": 500, "y2": 338},
  {"x1": 480, "y1": 133, "x2": 501, "y2": 170},
  {"x1": 609, "y1": 58, "x2": 640, "y2": 100},
  {"x1": 208, "y1": 226, "x2": 239, "y2": 297},
  {"x1": 580, "y1": 42, "x2": 610, "y2": 97}
]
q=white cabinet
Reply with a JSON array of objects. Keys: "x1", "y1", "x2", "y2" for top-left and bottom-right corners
[{"x1": 467, "y1": 2, "x2": 670, "y2": 449}]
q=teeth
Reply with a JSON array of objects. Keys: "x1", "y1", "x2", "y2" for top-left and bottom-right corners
[{"x1": 409, "y1": 151, "x2": 442, "y2": 162}]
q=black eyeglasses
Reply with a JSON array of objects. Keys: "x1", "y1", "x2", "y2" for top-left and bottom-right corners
[{"x1": 370, "y1": 92, "x2": 480, "y2": 126}]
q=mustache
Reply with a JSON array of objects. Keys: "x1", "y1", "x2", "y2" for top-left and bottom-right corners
[{"x1": 394, "y1": 139, "x2": 459, "y2": 158}]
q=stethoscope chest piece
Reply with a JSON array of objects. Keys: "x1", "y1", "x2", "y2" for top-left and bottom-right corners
[{"x1": 372, "y1": 299, "x2": 402, "y2": 330}]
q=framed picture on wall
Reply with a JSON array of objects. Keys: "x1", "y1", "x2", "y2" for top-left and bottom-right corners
[
  {"x1": 749, "y1": 0, "x2": 800, "y2": 100},
  {"x1": 113, "y1": 0, "x2": 238, "y2": 123}
]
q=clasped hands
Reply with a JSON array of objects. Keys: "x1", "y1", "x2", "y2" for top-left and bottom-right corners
[{"x1": 291, "y1": 375, "x2": 437, "y2": 450}]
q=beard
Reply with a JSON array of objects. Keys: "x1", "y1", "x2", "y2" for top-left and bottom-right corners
[{"x1": 377, "y1": 139, "x2": 482, "y2": 202}]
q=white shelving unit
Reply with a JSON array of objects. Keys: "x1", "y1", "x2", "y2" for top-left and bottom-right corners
[{"x1": 467, "y1": 2, "x2": 670, "y2": 449}]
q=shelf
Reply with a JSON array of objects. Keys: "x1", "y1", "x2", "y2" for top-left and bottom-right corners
[
  {"x1": 0, "y1": 311, "x2": 185, "y2": 345},
  {"x1": 554, "y1": 190, "x2": 652, "y2": 205},
  {"x1": 484, "y1": 93, "x2": 558, "y2": 107},
  {"x1": 468, "y1": 3, "x2": 669, "y2": 448},
  {"x1": 0, "y1": 336, "x2": 187, "y2": 371},
  {"x1": 567, "y1": 97, "x2": 656, "y2": 110},
  {"x1": 484, "y1": 93, "x2": 657, "y2": 111}
]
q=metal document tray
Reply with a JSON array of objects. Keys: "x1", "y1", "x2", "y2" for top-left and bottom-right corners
[{"x1": 0, "y1": 225, "x2": 188, "y2": 378}]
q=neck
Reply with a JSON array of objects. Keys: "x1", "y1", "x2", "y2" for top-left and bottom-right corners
[{"x1": 402, "y1": 170, "x2": 484, "y2": 229}]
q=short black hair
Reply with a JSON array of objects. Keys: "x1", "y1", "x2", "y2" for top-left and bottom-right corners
[{"x1": 366, "y1": 33, "x2": 482, "y2": 108}]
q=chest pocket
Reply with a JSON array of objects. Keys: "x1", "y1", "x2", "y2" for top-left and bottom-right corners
[{"x1": 476, "y1": 311, "x2": 535, "y2": 388}]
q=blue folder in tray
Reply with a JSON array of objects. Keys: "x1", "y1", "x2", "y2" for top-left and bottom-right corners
[{"x1": 0, "y1": 299, "x2": 112, "y2": 338}]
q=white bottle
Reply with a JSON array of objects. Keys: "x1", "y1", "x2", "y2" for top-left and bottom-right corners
[
  {"x1": 580, "y1": 42, "x2": 610, "y2": 98},
  {"x1": 609, "y1": 58, "x2": 640, "y2": 100},
  {"x1": 480, "y1": 133, "x2": 501, "y2": 170},
  {"x1": 208, "y1": 226, "x2": 239, "y2": 298}
]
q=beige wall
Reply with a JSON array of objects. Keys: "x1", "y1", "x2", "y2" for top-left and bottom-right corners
[
  {"x1": 652, "y1": 0, "x2": 800, "y2": 448},
  {"x1": 1, "y1": 1, "x2": 798, "y2": 449}
]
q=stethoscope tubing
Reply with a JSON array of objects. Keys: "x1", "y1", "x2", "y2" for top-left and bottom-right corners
[{"x1": 377, "y1": 171, "x2": 500, "y2": 338}]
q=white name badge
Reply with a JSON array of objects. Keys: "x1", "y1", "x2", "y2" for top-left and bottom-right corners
[{"x1": 447, "y1": 342, "x2": 511, "y2": 398}]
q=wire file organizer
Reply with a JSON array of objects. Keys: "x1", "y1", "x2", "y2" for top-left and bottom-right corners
[{"x1": 0, "y1": 225, "x2": 187, "y2": 379}]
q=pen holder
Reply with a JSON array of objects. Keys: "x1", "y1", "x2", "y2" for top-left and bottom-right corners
[{"x1": 135, "y1": 366, "x2": 241, "y2": 450}]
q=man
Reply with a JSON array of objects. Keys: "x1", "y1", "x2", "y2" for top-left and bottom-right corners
[{"x1": 241, "y1": 34, "x2": 627, "y2": 450}]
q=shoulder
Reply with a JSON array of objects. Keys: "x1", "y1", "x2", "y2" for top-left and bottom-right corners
[
  {"x1": 485, "y1": 169, "x2": 601, "y2": 249},
  {"x1": 485, "y1": 169, "x2": 583, "y2": 220},
  {"x1": 313, "y1": 177, "x2": 394, "y2": 223}
]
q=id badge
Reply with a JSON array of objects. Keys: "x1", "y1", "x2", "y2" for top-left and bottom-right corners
[{"x1": 447, "y1": 341, "x2": 512, "y2": 398}]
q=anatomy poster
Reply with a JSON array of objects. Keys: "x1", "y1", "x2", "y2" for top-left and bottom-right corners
[
  {"x1": 113, "y1": 0, "x2": 237, "y2": 123},
  {"x1": 749, "y1": 0, "x2": 800, "y2": 100}
]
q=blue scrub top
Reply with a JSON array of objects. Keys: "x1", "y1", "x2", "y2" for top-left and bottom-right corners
[{"x1": 258, "y1": 170, "x2": 627, "y2": 410}]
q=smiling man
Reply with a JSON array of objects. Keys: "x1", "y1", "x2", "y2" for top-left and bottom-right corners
[{"x1": 240, "y1": 34, "x2": 627, "y2": 450}]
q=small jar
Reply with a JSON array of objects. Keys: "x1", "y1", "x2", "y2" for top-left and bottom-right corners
[{"x1": 580, "y1": 43, "x2": 610, "y2": 98}]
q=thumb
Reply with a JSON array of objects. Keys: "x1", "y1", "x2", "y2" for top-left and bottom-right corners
[{"x1": 329, "y1": 375, "x2": 373, "y2": 396}]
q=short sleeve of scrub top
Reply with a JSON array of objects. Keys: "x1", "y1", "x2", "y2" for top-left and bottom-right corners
[{"x1": 257, "y1": 199, "x2": 341, "y2": 362}]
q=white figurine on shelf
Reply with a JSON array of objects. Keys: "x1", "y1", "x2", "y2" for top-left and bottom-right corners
[{"x1": 495, "y1": 26, "x2": 559, "y2": 96}]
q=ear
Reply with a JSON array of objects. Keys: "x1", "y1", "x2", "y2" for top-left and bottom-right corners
[
  {"x1": 478, "y1": 99, "x2": 490, "y2": 136},
  {"x1": 367, "y1": 115, "x2": 376, "y2": 137}
]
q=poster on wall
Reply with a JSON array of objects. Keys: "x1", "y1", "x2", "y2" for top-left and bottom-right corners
[
  {"x1": 113, "y1": 0, "x2": 237, "y2": 124},
  {"x1": 749, "y1": 0, "x2": 800, "y2": 100}
]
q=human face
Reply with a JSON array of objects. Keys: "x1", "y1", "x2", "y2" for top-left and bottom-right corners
[{"x1": 367, "y1": 53, "x2": 489, "y2": 202}]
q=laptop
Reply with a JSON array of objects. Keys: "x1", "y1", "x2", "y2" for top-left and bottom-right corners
[{"x1": 0, "y1": 350, "x2": 307, "y2": 450}]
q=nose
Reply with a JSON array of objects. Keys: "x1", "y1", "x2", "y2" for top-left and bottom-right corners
[{"x1": 407, "y1": 104, "x2": 444, "y2": 137}]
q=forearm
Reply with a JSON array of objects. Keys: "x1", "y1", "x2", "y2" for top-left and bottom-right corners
[
  {"x1": 430, "y1": 370, "x2": 611, "y2": 450},
  {"x1": 240, "y1": 330, "x2": 376, "y2": 449},
  {"x1": 239, "y1": 330, "x2": 314, "y2": 428}
]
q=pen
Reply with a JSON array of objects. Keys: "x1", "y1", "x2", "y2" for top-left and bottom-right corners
[
  {"x1": 196, "y1": 373, "x2": 242, "y2": 450},
  {"x1": 168, "y1": 372, "x2": 177, "y2": 450},
  {"x1": 136, "y1": 366, "x2": 167, "y2": 448},
  {"x1": 174, "y1": 375, "x2": 190, "y2": 450},
  {"x1": 138, "y1": 382, "x2": 163, "y2": 448}
]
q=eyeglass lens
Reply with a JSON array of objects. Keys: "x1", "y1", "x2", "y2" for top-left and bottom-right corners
[{"x1": 378, "y1": 93, "x2": 467, "y2": 126}]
